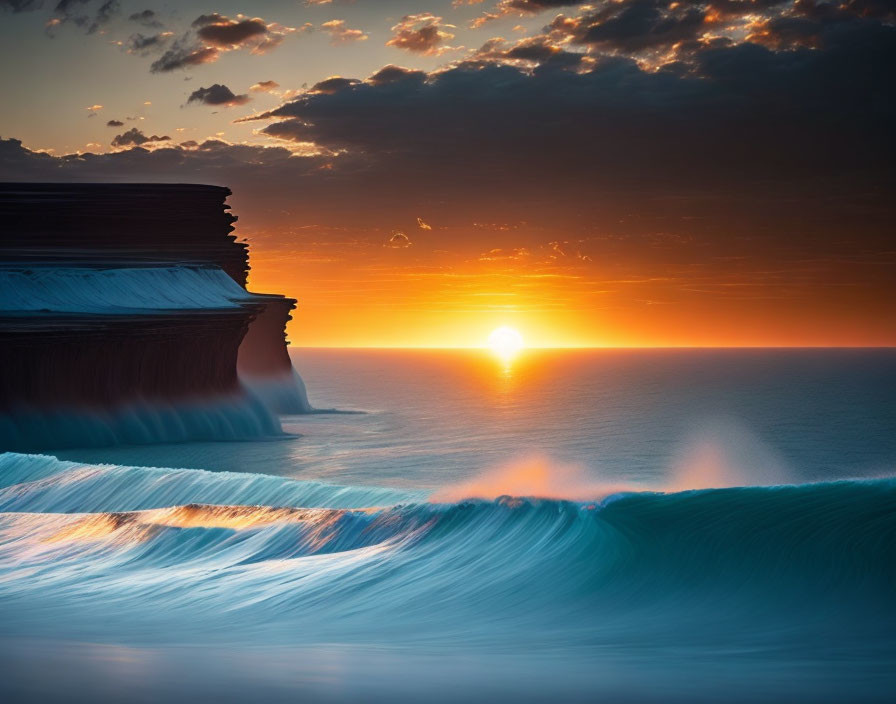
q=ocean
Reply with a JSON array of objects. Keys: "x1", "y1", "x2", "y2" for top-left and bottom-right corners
[{"x1": 1, "y1": 348, "x2": 895, "y2": 702}]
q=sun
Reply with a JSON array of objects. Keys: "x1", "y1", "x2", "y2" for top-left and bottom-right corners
[{"x1": 487, "y1": 326, "x2": 525, "y2": 361}]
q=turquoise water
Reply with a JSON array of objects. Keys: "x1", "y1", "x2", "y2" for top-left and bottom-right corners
[{"x1": 1, "y1": 349, "x2": 895, "y2": 702}]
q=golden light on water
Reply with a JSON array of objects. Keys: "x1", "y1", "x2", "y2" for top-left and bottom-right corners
[{"x1": 487, "y1": 326, "x2": 525, "y2": 363}]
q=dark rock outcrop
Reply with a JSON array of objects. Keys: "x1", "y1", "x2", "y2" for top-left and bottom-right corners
[
  {"x1": 0, "y1": 183, "x2": 249, "y2": 285},
  {"x1": 0, "y1": 183, "x2": 310, "y2": 451}
]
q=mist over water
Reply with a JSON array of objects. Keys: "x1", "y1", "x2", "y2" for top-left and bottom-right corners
[
  {"x1": 51, "y1": 348, "x2": 896, "y2": 487},
  {"x1": 2, "y1": 349, "x2": 895, "y2": 702}
]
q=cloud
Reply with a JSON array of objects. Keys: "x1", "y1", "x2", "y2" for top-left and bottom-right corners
[
  {"x1": 741, "y1": 1, "x2": 896, "y2": 51},
  {"x1": 385, "y1": 231, "x2": 412, "y2": 248},
  {"x1": 106, "y1": 119, "x2": 124, "y2": 127},
  {"x1": 194, "y1": 14, "x2": 296, "y2": 54},
  {"x1": 124, "y1": 32, "x2": 169, "y2": 54},
  {"x1": 470, "y1": 0, "x2": 577, "y2": 27},
  {"x1": 193, "y1": 15, "x2": 267, "y2": 46},
  {"x1": 250, "y1": 80, "x2": 280, "y2": 92},
  {"x1": 310, "y1": 76, "x2": 360, "y2": 94},
  {"x1": 187, "y1": 84, "x2": 250, "y2": 107},
  {"x1": 546, "y1": 1, "x2": 707, "y2": 53},
  {"x1": 320, "y1": 19, "x2": 368, "y2": 43},
  {"x1": 503, "y1": 0, "x2": 572, "y2": 8},
  {"x1": 2, "y1": 11, "x2": 893, "y2": 297},
  {"x1": 386, "y1": 13, "x2": 455, "y2": 54},
  {"x1": 239, "y1": 14, "x2": 894, "y2": 215},
  {"x1": 110, "y1": 128, "x2": 170, "y2": 147},
  {"x1": 129, "y1": 9, "x2": 161, "y2": 27},
  {"x1": 368, "y1": 64, "x2": 427, "y2": 86},
  {"x1": 150, "y1": 13, "x2": 295, "y2": 72},
  {"x1": 46, "y1": 0, "x2": 119, "y2": 36},
  {"x1": 0, "y1": 1, "x2": 42, "y2": 11},
  {"x1": 150, "y1": 41, "x2": 219, "y2": 72},
  {"x1": 471, "y1": 36, "x2": 588, "y2": 68}
]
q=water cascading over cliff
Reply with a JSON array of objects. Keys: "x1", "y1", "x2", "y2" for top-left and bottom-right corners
[{"x1": 0, "y1": 183, "x2": 311, "y2": 451}]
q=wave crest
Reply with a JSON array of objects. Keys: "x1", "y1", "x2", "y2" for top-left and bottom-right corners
[{"x1": 1, "y1": 452, "x2": 894, "y2": 656}]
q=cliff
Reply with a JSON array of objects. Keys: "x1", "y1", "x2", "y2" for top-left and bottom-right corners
[
  {"x1": 237, "y1": 295, "x2": 311, "y2": 414},
  {"x1": 0, "y1": 183, "x2": 310, "y2": 452},
  {"x1": 0, "y1": 183, "x2": 249, "y2": 285}
]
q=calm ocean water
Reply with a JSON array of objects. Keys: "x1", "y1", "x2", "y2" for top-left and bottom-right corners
[{"x1": 1, "y1": 348, "x2": 895, "y2": 702}]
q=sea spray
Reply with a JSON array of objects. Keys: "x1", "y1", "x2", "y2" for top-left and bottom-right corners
[
  {"x1": 429, "y1": 454, "x2": 631, "y2": 502},
  {"x1": 429, "y1": 423, "x2": 792, "y2": 502},
  {"x1": 0, "y1": 394, "x2": 283, "y2": 452},
  {"x1": 239, "y1": 368, "x2": 313, "y2": 415}
]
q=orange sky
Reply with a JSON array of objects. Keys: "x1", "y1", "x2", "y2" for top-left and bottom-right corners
[
  {"x1": 246, "y1": 232, "x2": 896, "y2": 348},
  {"x1": 3, "y1": 1, "x2": 893, "y2": 348}
]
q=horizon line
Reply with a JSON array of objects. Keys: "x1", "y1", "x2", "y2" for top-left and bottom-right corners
[{"x1": 287, "y1": 344, "x2": 896, "y2": 350}]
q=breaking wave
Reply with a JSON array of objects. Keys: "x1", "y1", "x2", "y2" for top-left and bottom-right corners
[
  {"x1": 0, "y1": 395, "x2": 283, "y2": 452},
  {"x1": 1, "y1": 452, "x2": 894, "y2": 655}
]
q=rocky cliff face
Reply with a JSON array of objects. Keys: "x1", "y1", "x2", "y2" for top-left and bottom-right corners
[
  {"x1": 237, "y1": 295, "x2": 312, "y2": 414},
  {"x1": 0, "y1": 183, "x2": 310, "y2": 451},
  {"x1": 0, "y1": 183, "x2": 249, "y2": 285}
]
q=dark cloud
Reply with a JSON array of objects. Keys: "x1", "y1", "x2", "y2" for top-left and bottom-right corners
[
  {"x1": 367, "y1": 65, "x2": 427, "y2": 86},
  {"x1": 507, "y1": 0, "x2": 787, "y2": 31},
  {"x1": 0, "y1": 137, "x2": 317, "y2": 195},
  {"x1": 548, "y1": 1, "x2": 706, "y2": 53},
  {"x1": 819, "y1": 0, "x2": 896, "y2": 21},
  {"x1": 105, "y1": 119, "x2": 124, "y2": 127},
  {"x1": 747, "y1": 14, "x2": 824, "y2": 48},
  {"x1": 237, "y1": 15, "x2": 894, "y2": 218},
  {"x1": 125, "y1": 32, "x2": 168, "y2": 54},
  {"x1": 194, "y1": 17, "x2": 267, "y2": 47},
  {"x1": 471, "y1": 0, "x2": 578, "y2": 27},
  {"x1": 8, "y1": 11, "x2": 892, "y2": 201},
  {"x1": 503, "y1": 0, "x2": 575, "y2": 8},
  {"x1": 89, "y1": 0, "x2": 117, "y2": 30},
  {"x1": 472, "y1": 36, "x2": 587, "y2": 69},
  {"x1": 310, "y1": 76, "x2": 360, "y2": 94},
  {"x1": 128, "y1": 9, "x2": 161, "y2": 27},
  {"x1": 47, "y1": 0, "x2": 119, "y2": 35},
  {"x1": 150, "y1": 41, "x2": 219, "y2": 72},
  {"x1": 149, "y1": 13, "x2": 292, "y2": 72},
  {"x1": 187, "y1": 84, "x2": 250, "y2": 107},
  {"x1": 0, "y1": 0, "x2": 42, "y2": 11},
  {"x1": 110, "y1": 128, "x2": 170, "y2": 147},
  {"x1": 2, "y1": 13, "x2": 893, "y2": 291},
  {"x1": 745, "y1": 0, "x2": 896, "y2": 49},
  {"x1": 191, "y1": 13, "x2": 227, "y2": 27},
  {"x1": 704, "y1": 0, "x2": 791, "y2": 18}
]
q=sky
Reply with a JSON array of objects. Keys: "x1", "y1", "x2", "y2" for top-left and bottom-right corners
[{"x1": 1, "y1": 0, "x2": 894, "y2": 347}]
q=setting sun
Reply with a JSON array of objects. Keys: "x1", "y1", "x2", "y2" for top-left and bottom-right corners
[{"x1": 487, "y1": 326, "x2": 525, "y2": 361}]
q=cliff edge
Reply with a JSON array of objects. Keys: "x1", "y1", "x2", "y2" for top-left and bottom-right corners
[{"x1": 0, "y1": 183, "x2": 311, "y2": 451}]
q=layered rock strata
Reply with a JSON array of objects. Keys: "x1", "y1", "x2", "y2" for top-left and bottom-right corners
[{"x1": 0, "y1": 183, "x2": 310, "y2": 451}]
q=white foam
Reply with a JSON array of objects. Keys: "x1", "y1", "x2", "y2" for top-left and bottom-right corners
[{"x1": 0, "y1": 266, "x2": 261, "y2": 313}]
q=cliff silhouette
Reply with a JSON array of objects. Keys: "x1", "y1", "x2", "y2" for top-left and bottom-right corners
[{"x1": 0, "y1": 183, "x2": 310, "y2": 451}]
